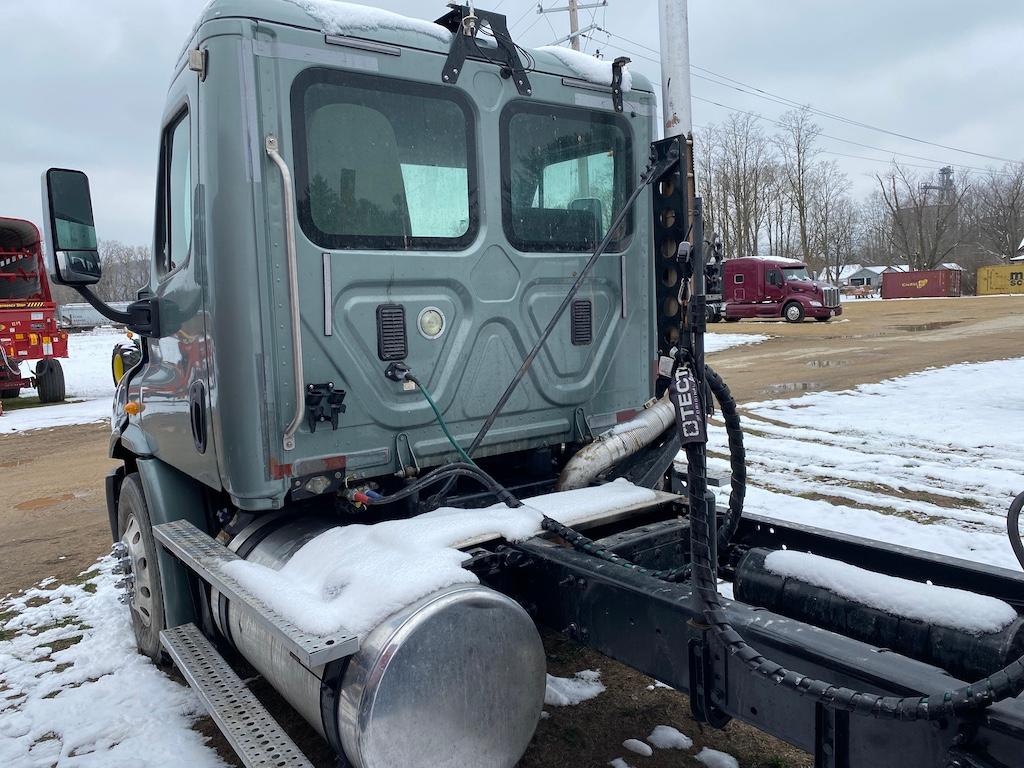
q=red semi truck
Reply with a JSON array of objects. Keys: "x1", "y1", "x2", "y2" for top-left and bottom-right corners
[
  {"x1": 0, "y1": 217, "x2": 68, "y2": 401},
  {"x1": 722, "y1": 256, "x2": 842, "y2": 323}
]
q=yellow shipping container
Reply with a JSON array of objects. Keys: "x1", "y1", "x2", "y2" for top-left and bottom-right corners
[{"x1": 977, "y1": 264, "x2": 1024, "y2": 295}]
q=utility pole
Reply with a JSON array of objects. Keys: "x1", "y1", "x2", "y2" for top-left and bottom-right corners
[
  {"x1": 658, "y1": 0, "x2": 693, "y2": 139},
  {"x1": 538, "y1": 1, "x2": 607, "y2": 51}
]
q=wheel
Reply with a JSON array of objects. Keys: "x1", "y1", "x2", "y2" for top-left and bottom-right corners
[
  {"x1": 783, "y1": 302, "x2": 805, "y2": 323},
  {"x1": 35, "y1": 359, "x2": 66, "y2": 403},
  {"x1": 111, "y1": 342, "x2": 142, "y2": 385},
  {"x1": 0, "y1": 386, "x2": 19, "y2": 399},
  {"x1": 117, "y1": 473, "x2": 167, "y2": 662},
  {"x1": 815, "y1": 316, "x2": 831, "y2": 323}
]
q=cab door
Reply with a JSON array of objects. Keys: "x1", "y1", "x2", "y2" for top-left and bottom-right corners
[
  {"x1": 764, "y1": 267, "x2": 785, "y2": 306},
  {"x1": 134, "y1": 55, "x2": 218, "y2": 487}
]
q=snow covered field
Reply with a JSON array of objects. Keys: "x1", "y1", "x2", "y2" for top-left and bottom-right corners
[
  {"x1": 1, "y1": 328, "x2": 125, "y2": 434},
  {"x1": 708, "y1": 357, "x2": 1024, "y2": 571}
]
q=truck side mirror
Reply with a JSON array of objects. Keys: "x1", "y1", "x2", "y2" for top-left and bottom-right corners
[{"x1": 41, "y1": 168, "x2": 102, "y2": 286}]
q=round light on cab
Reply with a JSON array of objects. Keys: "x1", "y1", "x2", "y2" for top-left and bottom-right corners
[{"x1": 418, "y1": 307, "x2": 446, "y2": 340}]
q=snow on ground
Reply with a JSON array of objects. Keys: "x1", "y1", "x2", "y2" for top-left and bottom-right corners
[
  {"x1": 705, "y1": 332, "x2": 770, "y2": 354},
  {"x1": 1, "y1": 328, "x2": 125, "y2": 434},
  {"x1": 545, "y1": 670, "x2": 606, "y2": 706},
  {"x1": 0, "y1": 561, "x2": 225, "y2": 768},
  {"x1": 647, "y1": 725, "x2": 693, "y2": 750},
  {"x1": 708, "y1": 357, "x2": 1024, "y2": 572},
  {"x1": 622, "y1": 738, "x2": 653, "y2": 756},
  {"x1": 695, "y1": 747, "x2": 740, "y2": 768}
]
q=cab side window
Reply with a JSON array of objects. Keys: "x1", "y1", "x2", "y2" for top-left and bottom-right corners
[
  {"x1": 767, "y1": 269, "x2": 782, "y2": 287},
  {"x1": 156, "y1": 110, "x2": 192, "y2": 276}
]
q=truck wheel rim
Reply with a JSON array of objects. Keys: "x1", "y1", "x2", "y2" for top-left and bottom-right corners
[
  {"x1": 787, "y1": 306, "x2": 800, "y2": 321},
  {"x1": 122, "y1": 514, "x2": 156, "y2": 628}
]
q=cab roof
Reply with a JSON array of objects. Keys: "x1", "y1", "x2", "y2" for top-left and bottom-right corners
[{"x1": 194, "y1": 0, "x2": 654, "y2": 93}]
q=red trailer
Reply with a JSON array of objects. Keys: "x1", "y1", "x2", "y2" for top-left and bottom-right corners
[
  {"x1": 881, "y1": 268, "x2": 962, "y2": 300},
  {"x1": 0, "y1": 217, "x2": 69, "y2": 401}
]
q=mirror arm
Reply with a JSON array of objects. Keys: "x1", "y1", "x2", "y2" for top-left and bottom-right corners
[{"x1": 75, "y1": 285, "x2": 161, "y2": 338}]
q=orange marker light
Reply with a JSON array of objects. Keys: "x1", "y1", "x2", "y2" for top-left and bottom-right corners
[{"x1": 124, "y1": 401, "x2": 143, "y2": 416}]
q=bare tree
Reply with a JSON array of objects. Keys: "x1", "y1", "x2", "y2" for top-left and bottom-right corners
[
  {"x1": 48, "y1": 240, "x2": 151, "y2": 306},
  {"x1": 876, "y1": 163, "x2": 969, "y2": 270},
  {"x1": 810, "y1": 162, "x2": 854, "y2": 281},
  {"x1": 775, "y1": 107, "x2": 822, "y2": 263},
  {"x1": 963, "y1": 163, "x2": 1024, "y2": 261}
]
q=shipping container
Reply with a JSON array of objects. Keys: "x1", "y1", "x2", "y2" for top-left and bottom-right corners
[
  {"x1": 881, "y1": 268, "x2": 962, "y2": 299},
  {"x1": 977, "y1": 264, "x2": 1024, "y2": 296}
]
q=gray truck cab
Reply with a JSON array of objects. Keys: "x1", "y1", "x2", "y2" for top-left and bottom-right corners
[{"x1": 71, "y1": 0, "x2": 657, "y2": 512}]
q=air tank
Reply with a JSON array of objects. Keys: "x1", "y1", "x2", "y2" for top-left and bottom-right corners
[
  {"x1": 735, "y1": 547, "x2": 1024, "y2": 682},
  {"x1": 213, "y1": 514, "x2": 546, "y2": 768}
]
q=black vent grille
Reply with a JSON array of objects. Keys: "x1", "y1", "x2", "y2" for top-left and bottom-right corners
[
  {"x1": 571, "y1": 300, "x2": 593, "y2": 346},
  {"x1": 376, "y1": 304, "x2": 408, "y2": 361}
]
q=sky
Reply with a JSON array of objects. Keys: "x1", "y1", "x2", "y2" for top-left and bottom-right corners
[{"x1": 2, "y1": 0, "x2": 1021, "y2": 245}]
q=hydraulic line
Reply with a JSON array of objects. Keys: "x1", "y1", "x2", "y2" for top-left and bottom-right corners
[{"x1": 1007, "y1": 491, "x2": 1024, "y2": 571}]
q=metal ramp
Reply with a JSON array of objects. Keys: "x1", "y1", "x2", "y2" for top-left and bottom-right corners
[
  {"x1": 161, "y1": 623, "x2": 312, "y2": 768},
  {"x1": 154, "y1": 519, "x2": 359, "y2": 667}
]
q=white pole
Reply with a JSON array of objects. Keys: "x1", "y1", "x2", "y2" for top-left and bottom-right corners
[{"x1": 658, "y1": 0, "x2": 693, "y2": 139}]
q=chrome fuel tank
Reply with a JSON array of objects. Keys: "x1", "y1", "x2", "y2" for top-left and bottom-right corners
[{"x1": 214, "y1": 514, "x2": 545, "y2": 767}]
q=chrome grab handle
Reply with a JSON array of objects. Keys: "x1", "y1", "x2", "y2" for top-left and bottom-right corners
[{"x1": 265, "y1": 134, "x2": 304, "y2": 452}]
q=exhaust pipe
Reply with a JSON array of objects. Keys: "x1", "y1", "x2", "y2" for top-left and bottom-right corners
[{"x1": 557, "y1": 397, "x2": 675, "y2": 490}]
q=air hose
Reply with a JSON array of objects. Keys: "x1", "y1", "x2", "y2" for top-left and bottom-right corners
[
  {"x1": 678, "y1": 358, "x2": 1024, "y2": 722},
  {"x1": 1007, "y1": 491, "x2": 1024, "y2": 571}
]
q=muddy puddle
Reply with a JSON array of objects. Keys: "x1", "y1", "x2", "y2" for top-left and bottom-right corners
[
  {"x1": 895, "y1": 321, "x2": 961, "y2": 332},
  {"x1": 759, "y1": 382, "x2": 823, "y2": 396}
]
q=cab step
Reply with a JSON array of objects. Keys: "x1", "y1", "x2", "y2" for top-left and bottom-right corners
[
  {"x1": 160, "y1": 623, "x2": 312, "y2": 768},
  {"x1": 153, "y1": 519, "x2": 359, "y2": 667}
]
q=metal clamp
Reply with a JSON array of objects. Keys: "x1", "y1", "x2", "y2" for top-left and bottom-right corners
[{"x1": 265, "y1": 134, "x2": 304, "y2": 452}]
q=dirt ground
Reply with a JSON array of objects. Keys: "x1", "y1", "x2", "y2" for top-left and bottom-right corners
[{"x1": 2, "y1": 293, "x2": 1023, "y2": 766}]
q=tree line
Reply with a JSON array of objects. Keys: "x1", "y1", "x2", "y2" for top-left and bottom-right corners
[
  {"x1": 695, "y1": 107, "x2": 1024, "y2": 290},
  {"x1": 49, "y1": 240, "x2": 150, "y2": 306}
]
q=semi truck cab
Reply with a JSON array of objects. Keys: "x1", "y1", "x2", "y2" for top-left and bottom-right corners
[{"x1": 724, "y1": 256, "x2": 842, "y2": 323}]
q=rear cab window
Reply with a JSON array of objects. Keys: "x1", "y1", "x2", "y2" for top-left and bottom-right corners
[
  {"x1": 501, "y1": 102, "x2": 632, "y2": 252},
  {"x1": 291, "y1": 68, "x2": 477, "y2": 250}
]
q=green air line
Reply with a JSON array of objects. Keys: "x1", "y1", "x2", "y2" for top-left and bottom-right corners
[{"x1": 412, "y1": 378, "x2": 475, "y2": 466}]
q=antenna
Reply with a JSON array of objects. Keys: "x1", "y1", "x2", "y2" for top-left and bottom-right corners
[{"x1": 538, "y1": 1, "x2": 607, "y2": 51}]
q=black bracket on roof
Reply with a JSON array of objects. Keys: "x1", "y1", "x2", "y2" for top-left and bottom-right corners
[
  {"x1": 611, "y1": 56, "x2": 631, "y2": 113},
  {"x1": 436, "y1": 4, "x2": 532, "y2": 97}
]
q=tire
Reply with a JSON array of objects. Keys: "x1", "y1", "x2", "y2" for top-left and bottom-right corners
[
  {"x1": 815, "y1": 316, "x2": 831, "y2": 323},
  {"x1": 36, "y1": 359, "x2": 66, "y2": 403},
  {"x1": 783, "y1": 302, "x2": 805, "y2": 323},
  {"x1": 117, "y1": 473, "x2": 167, "y2": 662},
  {"x1": 111, "y1": 343, "x2": 142, "y2": 385},
  {"x1": 0, "y1": 387, "x2": 19, "y2": 399}
]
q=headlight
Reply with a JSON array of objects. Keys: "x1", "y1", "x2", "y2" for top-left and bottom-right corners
[{"x1": 809, "y1": 300, "x2": 823, "y2": 308}]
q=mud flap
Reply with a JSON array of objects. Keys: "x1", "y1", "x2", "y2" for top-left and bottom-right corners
[{"x1": 136, "y1": 458, "x2": 211, "y2": 629}]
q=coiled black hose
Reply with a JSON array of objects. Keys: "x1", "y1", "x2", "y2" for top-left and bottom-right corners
[{"x1": 706, "y1": 365, "x2": 746, "y2": 555}]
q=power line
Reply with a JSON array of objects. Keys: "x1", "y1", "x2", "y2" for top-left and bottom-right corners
[
  {"x1": 596, "y1": 28, "x2": 1020, "y2": 165},
  {"x1": 585, "y1": 35, "x2": 1018, "y2": 176}
]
